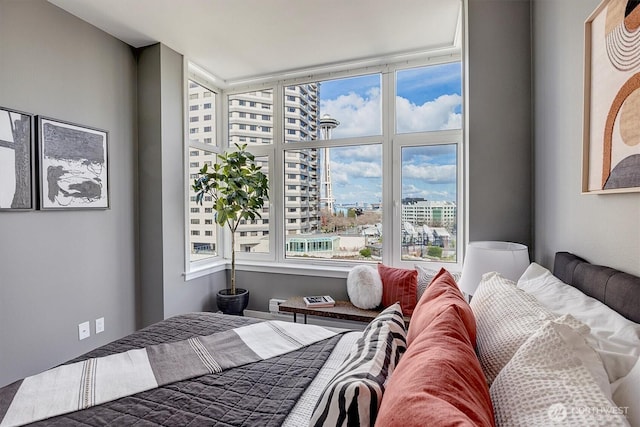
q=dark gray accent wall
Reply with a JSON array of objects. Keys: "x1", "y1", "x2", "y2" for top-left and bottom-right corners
[
  {"x1": 532, "y1": 0, "x2": 640, "y2": 274},
  {"x1": 467, "y1": 0, "x2": 532, "y2": 248},
  {"x1": 137, "y1": 43, "x2": 220, "y2": 326},
  {"x1": 0, "y1": 0, "x2": 137, "y2": 387}
]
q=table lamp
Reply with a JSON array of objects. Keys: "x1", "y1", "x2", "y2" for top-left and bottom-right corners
[{"x1": 458, "y1": 241, "x2": 530, "y2": 297}]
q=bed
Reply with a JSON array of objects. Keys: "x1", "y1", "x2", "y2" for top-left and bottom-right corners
[{"x1": 0, "y1": 251, "x2": 638, "y2": 426}]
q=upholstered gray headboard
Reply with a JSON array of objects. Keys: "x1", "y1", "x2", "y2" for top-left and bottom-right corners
[{"x1": 553, "y1": 252, "x2": 640, "y2": 324}]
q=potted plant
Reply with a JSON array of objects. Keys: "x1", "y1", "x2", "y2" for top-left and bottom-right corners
[{"x1": 192, "y1": 143, "x2": 269, "y2": 315}]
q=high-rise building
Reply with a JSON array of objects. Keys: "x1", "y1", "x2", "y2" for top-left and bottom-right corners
[{"x1": 187, "y1": 81, "x2": 323, "y2": 257}]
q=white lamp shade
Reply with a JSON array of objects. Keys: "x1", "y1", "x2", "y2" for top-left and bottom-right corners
[{"x1": 458, "y1": 241, "x2": 530, "y2": 296}]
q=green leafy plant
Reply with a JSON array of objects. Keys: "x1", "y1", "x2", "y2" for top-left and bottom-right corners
[
  {"x1": 359, "y1": 247, "x2": 372, "y2": 258},
  {"x1": 192, "y1": 143, "x2": 269, "y2": 295}
]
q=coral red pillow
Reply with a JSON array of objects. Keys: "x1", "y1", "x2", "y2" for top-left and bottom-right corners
[
  {"x1": 377, "y1": 263, "x2": 418, "y2": 316},
  {"x1": 406, "y1": 268, "x2": 476, "y2": 346},
  {"x1": 375, "y1": 305, "x2": 495, "y2": 427}
]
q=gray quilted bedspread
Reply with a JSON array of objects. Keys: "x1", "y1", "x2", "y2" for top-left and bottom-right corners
[{"x1": 28, "y1": 312, "x2": 340, "y2": 426}]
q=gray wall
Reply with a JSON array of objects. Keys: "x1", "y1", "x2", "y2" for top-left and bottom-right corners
[
  {"x1": 0, "y1": 1, "x2": 222, "y2": 388},
  {"x1": 137, "y1": 42, "x2": 220, "y2": 327},
  {"x1": 467, "y1": 0, "x2": 533, "y2": 248},
  {"x1": 0, "y1": 0, "x2": 137, "y2": 386},
  {"x1": 532, "y1": 0, "x2": 640, "y2": 275}
]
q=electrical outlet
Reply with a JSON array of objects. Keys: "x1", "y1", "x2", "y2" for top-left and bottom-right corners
[
  {"x1": 95, "y1": 317, "x2": 104, "y2": 334},
  {"x1": 78, "y1": 321, "x2": 90, "y2": 340}
]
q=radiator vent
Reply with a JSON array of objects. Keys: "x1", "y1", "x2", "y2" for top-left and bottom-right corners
[{"x1": 269, "y1": 298, "x2": 287, "y2": 314}]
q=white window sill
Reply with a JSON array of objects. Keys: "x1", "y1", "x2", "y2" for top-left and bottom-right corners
[{"x1": 185, "y1": 259, "x2": 354, "y2": 281}]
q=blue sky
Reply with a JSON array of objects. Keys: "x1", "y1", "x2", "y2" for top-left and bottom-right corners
[{"x1": 318, "y1": 63, "x2": 461, "y2": 205}]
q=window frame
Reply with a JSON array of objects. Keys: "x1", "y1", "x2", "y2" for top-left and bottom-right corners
[
  {"x1": 184, "y1": 64, "x2": 225, "y2": 276},
  {"x1": 184, "y1": 51, "x2": 465, "y2": 278}
]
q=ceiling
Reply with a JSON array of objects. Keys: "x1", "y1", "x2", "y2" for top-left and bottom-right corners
[{"x1": 48, "y1": 0, "x2": 462, "y2": 87}]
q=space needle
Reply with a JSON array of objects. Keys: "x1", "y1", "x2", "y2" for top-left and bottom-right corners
[{"x1": 319, "y1": 114, "x2": 339, "y2": 213}]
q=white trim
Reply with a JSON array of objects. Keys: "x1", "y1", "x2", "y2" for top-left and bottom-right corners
[
  {"x1": 184, "y1": 259, "x2": 227, "y2": 281},
  {"x1": 184, "y1": 60, "x2": 225, "y2": 274},
  {"x1": 225, "y1": 46, "x2": 461, "y2": 89}
]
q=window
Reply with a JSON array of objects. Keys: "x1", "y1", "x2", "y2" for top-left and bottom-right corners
[
  {"x1": 396, "y1": 64, "x2": 462, "y2": 133},
  {"x1": 186, "y1": 54, "x2": 463, "y2": 274},
  {"x1": 400, "y1": 145, "x2": 457, "y2": 263},
  {"x1": 186, "y1": 76, "x2": 220, "y2": 265}
]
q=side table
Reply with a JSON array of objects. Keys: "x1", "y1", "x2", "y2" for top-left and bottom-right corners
[{"x1": 278, "y1": 296, "x2": 410, "y2": 326}]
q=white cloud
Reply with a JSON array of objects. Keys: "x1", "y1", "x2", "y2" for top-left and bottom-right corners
[
  {"x1": 403, "y1": 163, "x2": 456, "y2": 183},
  {"x1": 321, "y1": 90, "x2": 461, "y2": 138},
  {"x1": 402, "y1": 183, "x2": 455, "y2": 201},
  {"x1": 396, "y1": 94, "x2": 462, "y2": 133},
  {"x1": 331, "y1": 160, "x2": 382, "y2": 184},
  {"x1": 320, "y1": 88, "x2": 381, "y2": 138}
]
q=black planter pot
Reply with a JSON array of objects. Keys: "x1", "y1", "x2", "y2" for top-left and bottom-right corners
[{"x1": 216, "y1": 288, "x2": 249, "y2": 316}]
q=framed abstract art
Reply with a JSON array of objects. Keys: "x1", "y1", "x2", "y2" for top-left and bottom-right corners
[
  {"x1": 583, "y1": 0, "x2": 640, "y2": 194},
  {"x1": 37, "y1": 116, "x2": 109, "y2": 209},
  {"x1": 0, "y1": 106, "x2": 34, "y2": 211}
]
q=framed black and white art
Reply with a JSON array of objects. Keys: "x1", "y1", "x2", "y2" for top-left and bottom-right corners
[
  {"x1": 37, "y1": 116, "x2": 109, "y2": 209},
  {"x1": 0, "y1": 106, "x2": 34, "y2": 211}
]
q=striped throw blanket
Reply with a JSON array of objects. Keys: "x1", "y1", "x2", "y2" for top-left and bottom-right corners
[{"x1": 0, "y1": 321, "x2": 339, "y2": 427}]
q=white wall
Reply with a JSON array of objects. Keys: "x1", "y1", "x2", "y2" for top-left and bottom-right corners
[
  {"x1": 0, "y1": 0, "x2": 137, "y2": 386},
  {"x1": 532, "y1": 0, "x2": 640, "y2": 274}
]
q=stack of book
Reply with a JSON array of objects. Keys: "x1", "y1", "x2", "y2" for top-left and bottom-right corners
[{"x1": 303, "y1": 295, "x2": 335, "y2": 308}]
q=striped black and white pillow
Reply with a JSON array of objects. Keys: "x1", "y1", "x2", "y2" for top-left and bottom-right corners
[{"x1": 309, "y1": 303, "x2": 407, "y2": 427}]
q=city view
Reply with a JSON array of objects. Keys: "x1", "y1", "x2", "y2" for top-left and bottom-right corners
[{"x1": 188, "y1": 62, "x2": 461, "y2": 264}]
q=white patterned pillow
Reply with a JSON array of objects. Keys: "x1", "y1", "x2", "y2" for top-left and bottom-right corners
[
  {"x1": 415, "y1": 265, "x2": 461, "y2": 300},
  {"x1": 491, "y1": 320, "x2": 629, "y2": 427},
  {"x1": 470, "y1": 272, "x2": 556, "y2": 385},
  {"x1": 518, "y1": 262, "x2": 640, "y2": 383},
  {"x1": 309, "y1": 303, "x2": 407, "y2": 427}
]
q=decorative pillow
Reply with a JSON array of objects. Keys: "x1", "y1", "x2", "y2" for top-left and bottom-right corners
[
  {"x1": 612, "y1": 356, "x2": 640, "y2": 427},
  {"x1": 552, "y1": 314, "x2": 613, "y2": 400},
  {"x1": 518, "y1": 262, "x2": 640, "y2": 383},
  {"x1": 490, "y1": 320, "x2": 629, "y2": 427},
  {"x1": 415, "y1": 264, "x2": 461, "y2": 300},
  {"x1": 346, "y1": 265, "x2": 383, "y2": 309},
  {"x1": 407, "y1": 268, "x2": 475, "y2": 347},
  {"x1": 378, "y1": 264, "x2": 418, "y2": 316},
  {"x1": 376, "y1": 305, "x2": 495, "y2": 427},
  {"x1": 310, "y1": 303, "x2": 407, "y2": 427},
  {"x1": 470, "y1": 272, "x2": 556, "y2": 385}
]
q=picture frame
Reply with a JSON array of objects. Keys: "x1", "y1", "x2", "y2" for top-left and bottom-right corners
[
  {"x1": 37, "y1": 116, "x2": 109, "y2": 209},
  {"x1": 582, "y1": 0, "x2": 640, "y2": 194},
  {"x1": 0, "y1": 106, "x2": 34, "y2": 211}
]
